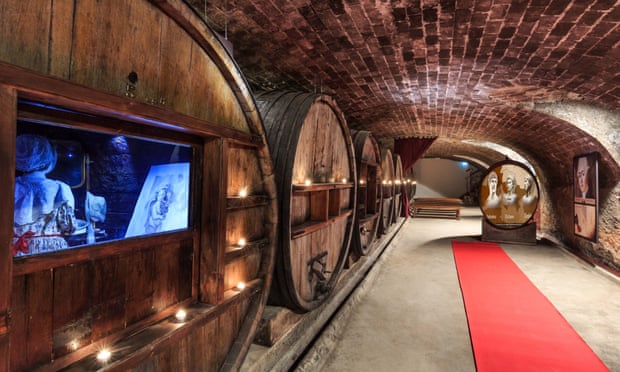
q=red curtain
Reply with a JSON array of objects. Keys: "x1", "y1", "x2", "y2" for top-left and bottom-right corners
[{"x1": 394, "y1": 136, "x2": 437, "y2": 216}]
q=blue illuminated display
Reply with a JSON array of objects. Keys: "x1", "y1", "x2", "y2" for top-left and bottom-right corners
[
  {"x1": 13, "y1": 121, "x2": 192, "y2": 258},
  {"x1": 125, "y1": 162, "x2": 190, "y2": 238}
]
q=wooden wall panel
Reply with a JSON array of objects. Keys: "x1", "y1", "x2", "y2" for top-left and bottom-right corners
[
  {"x1": 188, "y1": 47, "x2": 249, "y2": 130},
  {"x1": 52, "y1": 262, "x2": 92, "y2": 358},
  {"x1": 91, "y1": 255, "x2": 126, "y2": 340},
  {"x1": 291, "y1": 194, "x2": 310, "y2": 226},
  {"x1": 159, "y1": 15, "x2": 193, "y2": 114},
  {"x1": 189, "y1": 318, "x2": 218, "y2": 371},
  {"x1": 151, "y1": 239, "x2": 193, "y2": 311},
  {"x1": 70, "y1": 0, "x2": 159, "y2": 100},
  {"x1": 10, "y1": 270, "x2": 56, "y2": 369},
  {"x1": 0, "y1": 0, "x2": 51, "y2": 73},
  {"x1": 226, "y1": 207, "x2": 267, "y2": 248},
  {"x1": 0, "y1": 86, "x2": 16, "y2": 372},
  {"x1": 224, "y1": 249, "x2": 261, "y2": 290},
  {"x1": 124, "y1": 249, "x2": 156, "y2": 325},
  {"x1": 49, "y1": 0, "x2": 75, "y2": 79},
  {"x1": 216, "y1": 301, "x2": 246, "y2": 370},
  {"x1": 126, "y1": 0, "x2": 163, "y2": 104},
  {"x1": 228, "y1": 146, "x2": 264, "y2": 195},
  {"x1": 0, "y1": 337, "x2": 8, "y2": 372},
  {"x1": 152, "y1": 244, "x2": 179, "y2": 313},
  {"x1": 8, "y1": 276, "x2": 26, "y2": 371},
  {"x1": 201, "y1": 138, "x2": 226, "y2": 304}
]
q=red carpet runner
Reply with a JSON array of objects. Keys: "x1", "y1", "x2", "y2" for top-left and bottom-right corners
[{"x1": 452, "y1": 241, "x2": 609, "y2": 372}]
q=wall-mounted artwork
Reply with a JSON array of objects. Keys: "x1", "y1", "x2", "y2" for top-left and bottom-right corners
[
  {"x1": 479, "y1": 160, "x2": 539, "y2": 229},
  {"x1": 573, "y1": 152, "x2": 598, "y2": 242}
]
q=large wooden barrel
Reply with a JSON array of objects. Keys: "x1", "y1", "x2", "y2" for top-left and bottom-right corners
[
  {"x1": 405, "y1": 167, "x2": 417, "y2": 200},
  {"x1": 0, "y1": 1, "x2": 277, "y2": 371},
  {"x1": 379, "y1": 149, "x2": 395, "y2": 235},
  {"x1": 393, "y1": 154, "x2": 405, "y2": 224},
  {"x1": 350, "y1": 130, "x2": 383, "y2": 257},
  {"x1": 404, "y1": 167, "x2": 417, "y2": 216},
  {"x1": 256, "y1": 91, "x2": 356, "y2": 313}
]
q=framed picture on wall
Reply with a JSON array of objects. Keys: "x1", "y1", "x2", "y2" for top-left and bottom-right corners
[{"x1": 573, "y1": 152, "x2": 598, "y2": 242}]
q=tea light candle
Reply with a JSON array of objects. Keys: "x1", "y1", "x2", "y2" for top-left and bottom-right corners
[
  {"x1": 236, "y1": 282, "x2": 246, "y2": 290},
  {"x1": 97, "y1": 349, "x2": 112, "y2": 363},
  {"x1": 69, "y1": 339, "x2": 79, "y2": 351},
  {"x1": 304, "y1": 179, "x2": 312, "y2": 186},
  {"x1": 175, "y1": 309, "x2": 187, "y2": 322},
  {"x1": 239, "y1": 188, "x2": 248, "y2": 198},
  {"x1": 238, "y1": 238, "x2": 246, "y2": 247}
]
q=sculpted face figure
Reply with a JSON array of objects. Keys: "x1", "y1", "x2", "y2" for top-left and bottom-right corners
[
  {"x1": 502, "y1": 174, "x2": 517, "y2": 206},
  {"x1": 489, "y1": 172, "x2": 498, "y2": 193},
  {"x1": 484, "y1": 171, "x2": 501, "y2": 209},
  {"x1": 523, "y1": 176, "x2": 531, "y2": 193}
]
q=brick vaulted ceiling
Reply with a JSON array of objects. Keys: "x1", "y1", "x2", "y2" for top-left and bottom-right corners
[{"x1": 188, "y1": 0, "x2": 619, "y2": 185}]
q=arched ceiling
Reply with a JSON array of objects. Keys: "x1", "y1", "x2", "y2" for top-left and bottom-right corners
[{"x1": 187, "y1": 0, "x2": 619, "y2": 183}]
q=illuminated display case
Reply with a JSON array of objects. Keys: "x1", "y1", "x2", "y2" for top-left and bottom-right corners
[{"x1": 13, "y1": 107, "x2": 193, "y2": 258}]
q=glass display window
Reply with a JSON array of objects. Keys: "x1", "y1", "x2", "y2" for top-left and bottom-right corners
[{"x1": 13, "y1": 108, "x2": 193, "y2": 258}]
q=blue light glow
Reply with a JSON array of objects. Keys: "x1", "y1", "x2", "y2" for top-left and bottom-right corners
[{"x1": 125, "y1": 162, "x2": 190, "y2": 238}]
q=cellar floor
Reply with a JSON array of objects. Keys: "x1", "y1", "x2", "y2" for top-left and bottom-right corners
[{"x1": 313, "y1": 207, "x2": 620, "y2": 372}]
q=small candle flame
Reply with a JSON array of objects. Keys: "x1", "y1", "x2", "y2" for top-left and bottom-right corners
[{"x1": 97, "y1": 349, "x2": 112, "y2": 363}]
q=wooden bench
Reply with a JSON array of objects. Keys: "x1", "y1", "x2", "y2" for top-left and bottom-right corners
[{"x1": 410, "y1": 197, "x2": 463, "y2": 219}]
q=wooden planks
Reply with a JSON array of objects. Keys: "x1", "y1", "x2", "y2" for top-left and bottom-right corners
[
  {"x1": 0, "y1": 86, "x2": 15, "y2": 372},
  {"x1": 411, "y1": 197, "x2": 463, "y2": 219}
]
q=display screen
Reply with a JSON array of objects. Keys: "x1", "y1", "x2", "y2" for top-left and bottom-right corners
[
  {"x1": 479, "y1": 160, "x2": 539, "y2": 228},
  {"x1": 13, "y1": 120, "x2": 192, "y2": 257}
]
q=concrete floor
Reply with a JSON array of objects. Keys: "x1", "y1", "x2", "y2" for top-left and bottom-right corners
[{"x1": 317, "y1": 208, "x2": 620, "y2": 372}]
